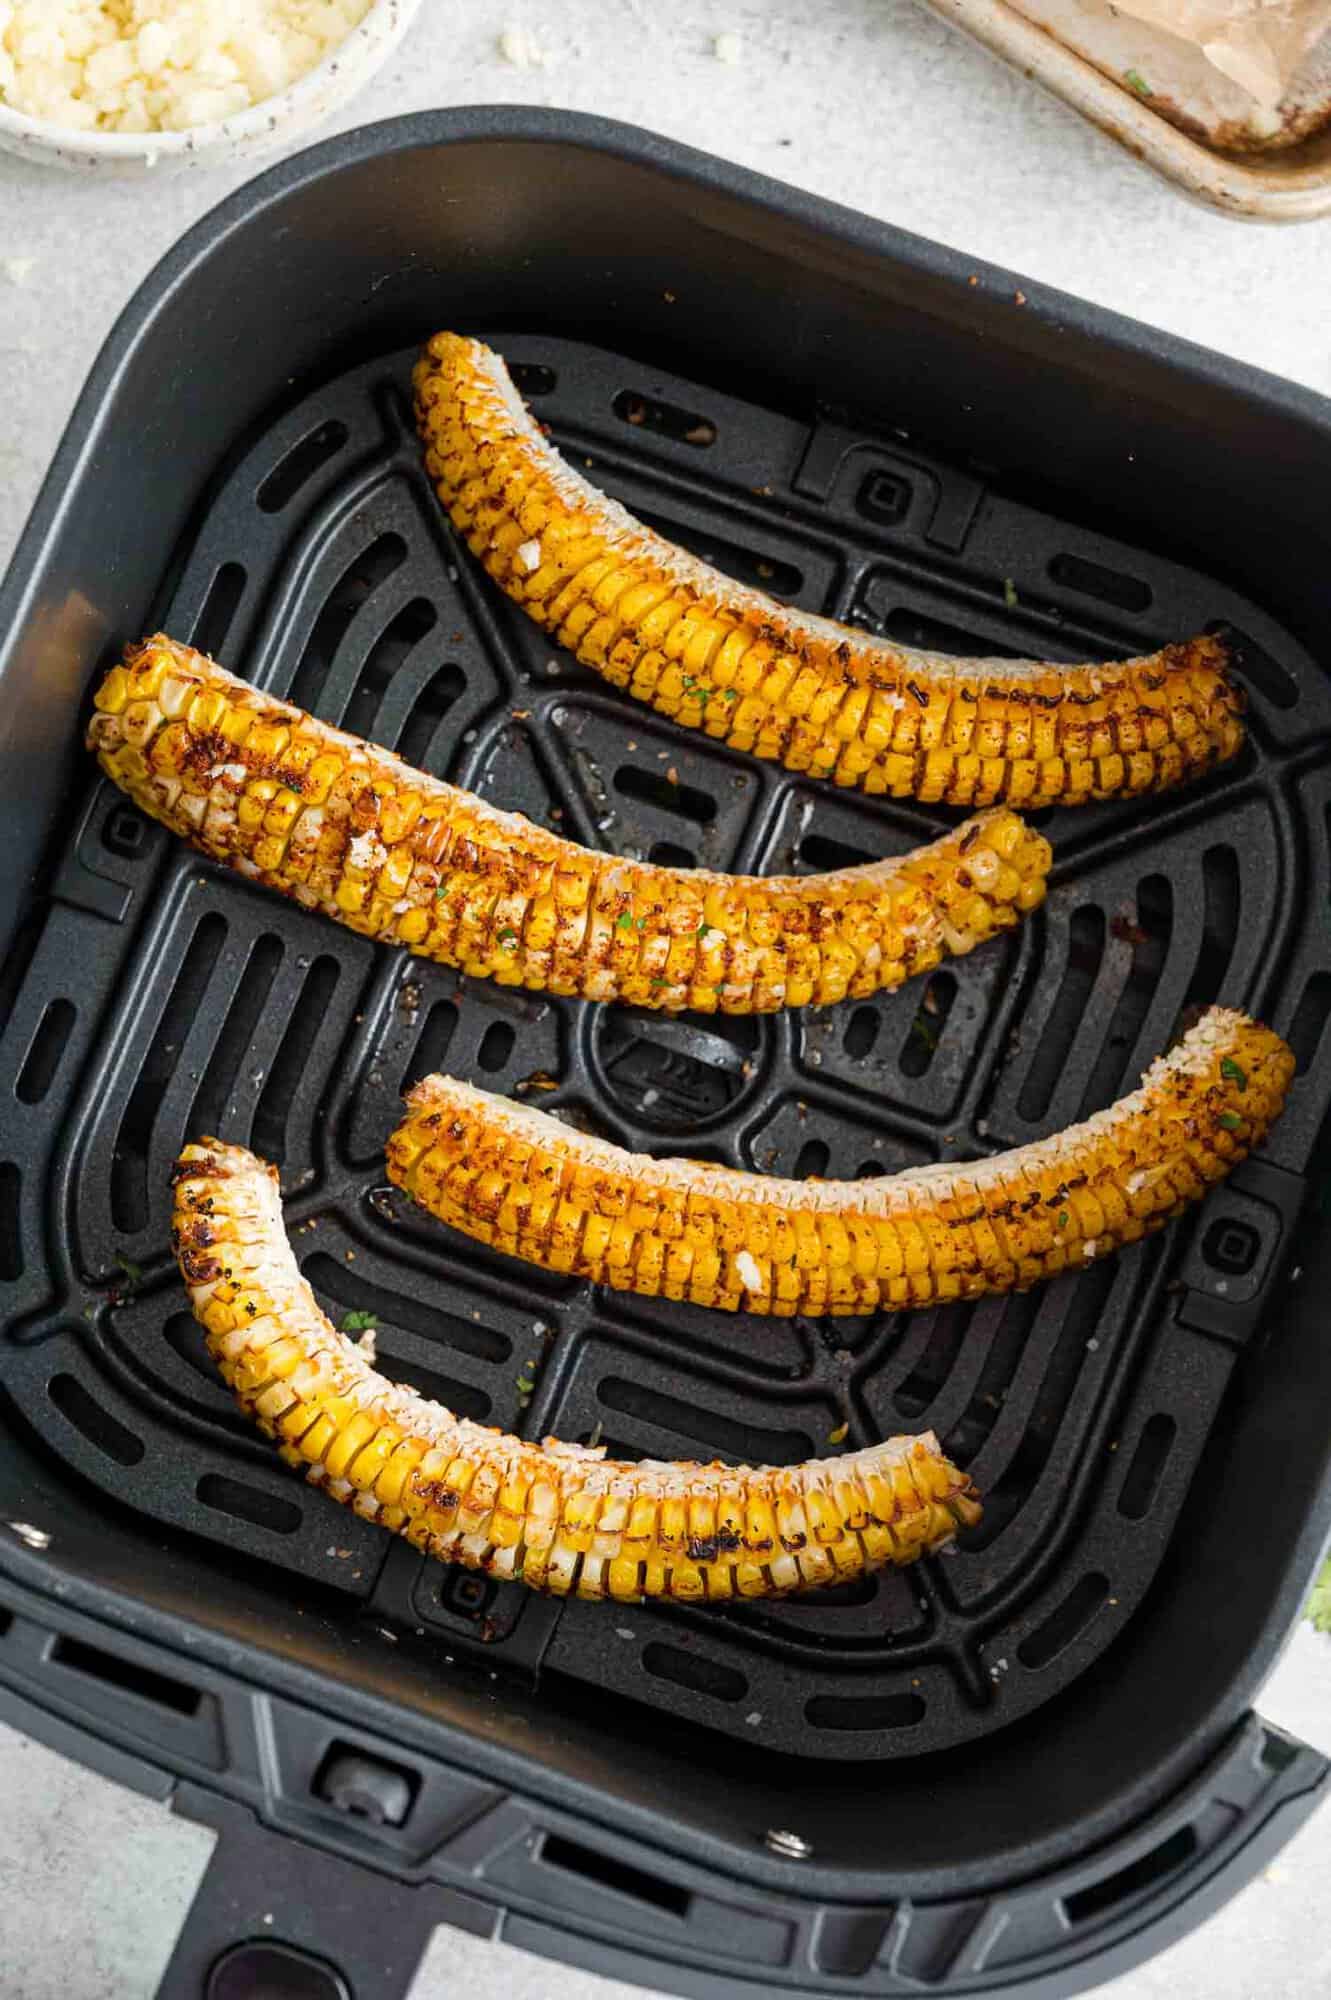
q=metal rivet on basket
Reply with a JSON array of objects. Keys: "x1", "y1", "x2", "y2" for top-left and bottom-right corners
[
  {"x1": 764, "y1": 1828, "x2": 813, "y2": 1860},
  {"x1": 7, "y1": 1522, "x2": 50, "y2": 1550}
]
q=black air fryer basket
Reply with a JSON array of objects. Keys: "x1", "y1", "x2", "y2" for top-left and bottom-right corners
[{"x1": 1, "y1": 111, "x2": 1329, "y2": 2000}]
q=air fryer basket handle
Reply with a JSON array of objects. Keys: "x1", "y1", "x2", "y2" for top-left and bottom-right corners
[
  {"x1": 152, "y1": 1721, "x2": 1328, "y2": 2000},
  {"x1": 154, "y1": 1787, "x2": 471, "y2": 2000}
]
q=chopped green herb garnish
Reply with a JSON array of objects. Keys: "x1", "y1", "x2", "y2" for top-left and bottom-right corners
[
  {"x1": 826, "y1": 1422, "x2": 849, "y2": 1446},
  {"x1": 114, "y1": 1254, "x2": 142, "y2": 1291},
  {"x1": 1123, "y1": 68, "x2": 1153, "y2": 96},
  {"x1": 340, "y1": 1310, "x2": 378, "y2": 1333},
  {"x1": 1218, "y1": 1111, "x2": 1244, "y2": 1132},
  {"x1": 697, "y1": 921, "x2": 709, "y2": 939},
  {"x1": 515, "y1": 1374, "x2": 536, "y2": 1395},
  {"x1": 722, "y1": 687, "x2": 738, "y2": 701},
  {"x1": 497, "y1": 927, "x2": 519, "y2": 950},
  {"x1": 651, "y1": 977, "x2": 671, "y2": 988},
  {"x1": 1221, "y1": 1056, "x2": 1248, "y2": 1091},
  {"x1": 1003, "y1": 578, "x2": 1019, "y2": 609},
  {"x1": 1056, "y1": 1210, "x2": 1070, "y2": 1230},
  {"x1": 616, "y1": 912, "x2": 635, "y2": 932}
]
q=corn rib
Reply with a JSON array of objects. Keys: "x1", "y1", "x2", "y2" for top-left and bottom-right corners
[
  {"x1": 89, "y1": 635, "x2": 1049, "y2": 1014},
  {"x1": 171, "y1": 1139, "x2": 980, "y2": 1600},
  {"x1": 414, "y1": 332, "x2": 1246, "y2": 808},
  {"x1": 386, "y1": 1008, "x2": 1293, "y2": 1317}
]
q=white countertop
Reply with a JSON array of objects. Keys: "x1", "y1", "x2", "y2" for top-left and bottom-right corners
[{"x1": 0, "y1": 4, "x2": 1327, "y2": 1997}]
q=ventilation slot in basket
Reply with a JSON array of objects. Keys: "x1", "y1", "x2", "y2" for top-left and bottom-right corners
[
  {"x1": 1017, "y1": 1573, "x2": 1109, "y2": 1669},
  {"x1": 251, "y1": 956, "x2": 340, "y2": 1165},
  {"x1": 1118, "y1": 1414, "x2": 1177, "y2": 1522},
  {"x1": 1064, "y1": 1826, "x2": 1199, "y2": 1924},
  {"x1": 288, "y1": 534, "x2": 409, "y2": 713},
  {"x1": 16, "y1": 998, "x2": 76, "y2": 1105},
  {"x1": 615, "y1": 766, "x2": 717, "y2": 826},
  {"x1": 196, "y1": 1474, "x2": 301, "y2": 1535},
  {"x1": 542, "y1": 1835, "x2": 691, "y2": 1918},
  {"x1": 643, "y1": 1642, "x2": 747, "y2": 1704},
  {"x1": 597, "y1": 1377, "x2": 811, "y2": 1465},
  {"x1": 49, "y1": 1374, "x2": 144, "y2": 1466},
  {"x1": 1289, "y1": 971, "x2": 1331, "y2": 1073},
  {"x1": 187, "y1": 936, "x2": 284, "y2": 1140},
  {"x1": 111, "y1": 913, "x2": 226, "y2": 1236},
  {"x1": 50, "y1": 1634, "x2": 201, "y2": 1716},
  {"x1": 614, "y1": 390, "x2": 716, "y2": 448},
  {"x1": 806, "y1": 1691, "x2": 925, "y2": 1732},
  {"x1": 1048, "y1": 552, "x2": 1151, "y2": 613},
  {"x1": 0, "y1": 1163, "x2": 21, "y2": 1280},
  {"x1": 257, "y1": 419, "x2": 350, "y2": 513},
  {"x1": 191, "y1": 562, "x2": 246, "y2": 658},
  {"x1": 340, "y1": 598, "x2": 440, "y2": 742},
  {"x1": 1020, "y1": 907, "x2": 1106, "y2": 1123}
]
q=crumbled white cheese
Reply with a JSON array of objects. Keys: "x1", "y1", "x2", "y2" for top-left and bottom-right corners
[
  {"x1": 1, "y1": 256, "x2": 36, "y2": 284},
  {"x1": 498, "y1": 25, "x2": 548, "y2": 68},
  {"x1": 735, "y1": 1250, "x2": 764, "y2": 1293},
  {"x1": 516, "y1": 537, "x2": 542, "y2": 571},
  {"x1": 0, "y1": 1, "x2": 374, "y2": 134},
  {"x1": 1083, "y1": 1238, "x2": 1099, "y2": 1259},
  {"x1": 347, "y1": 830, "x2": 381, "y2": 872},
  {"x1": 357, "y1": 1327, "x2": 377, "y2": 1364},
  {"x1": 712, "y1": 30, "x2": 742, "y2": 63}
]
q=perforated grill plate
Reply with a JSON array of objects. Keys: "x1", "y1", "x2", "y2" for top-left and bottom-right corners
[{"x1": 3, "y1": 338, "x2": 1329, "y2": 1760}]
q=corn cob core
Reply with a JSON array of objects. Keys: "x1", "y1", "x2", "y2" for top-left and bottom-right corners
[
  {"x1": 387, "y1": 1009, "x2": 1294, "y2": 1317},
  {"x1": 171, "y1": 1140, "x2": 979, "y2": 1601},
  {"x1": 413, "y1": 332, "x2": 1246, "y2": 808},
  {"x1": 89, "y1": 636, "x2": 1049, "y2": 1014}
]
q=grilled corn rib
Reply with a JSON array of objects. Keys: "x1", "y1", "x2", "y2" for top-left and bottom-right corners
[
  {"x1": 89, "y1": 635, "x2": 1050, "y2": 1014},
  {"x1": 387, "y1": 1009, "x2": 1293, "y2": 1317},
  {"x1": 415, "y1": 332, "x2": 1245, "y2": 808},
  {"x1": 172, "y1": 1139, "x2": 980, "y2": 1600}
]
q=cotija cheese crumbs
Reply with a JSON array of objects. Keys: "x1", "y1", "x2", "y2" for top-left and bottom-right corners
[{"x1": 0, "y1": 1, "x2": 374, "y2": 133}]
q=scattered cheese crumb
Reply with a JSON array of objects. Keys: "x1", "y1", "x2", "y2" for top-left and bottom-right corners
[
  {"x1": 735, "y1": 1250, "x2": 764, "y2": 1293},
  {"x1": 0, "y1": 1, "x2": 374, "y2": 135},
  {"x1": 713, "y1": 30, "x2": 742, "y2": 63},
  {"x1": 516, "y1": 537, "x2": 542, "y2": 571},
  {"x1": 2, "y1": 256, "x2": 36, "y2": 285},
  {"x1": 499, "y1": 25, "x2": 548, "y2": 68},
  {"x1": 357, "y1": 1327, "x2": 377, "y2": 1365}
]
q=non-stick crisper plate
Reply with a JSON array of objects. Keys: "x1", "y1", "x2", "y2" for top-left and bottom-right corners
[{"x1": 3, "y1": 331, "x2": 1329, "y2": 1762}]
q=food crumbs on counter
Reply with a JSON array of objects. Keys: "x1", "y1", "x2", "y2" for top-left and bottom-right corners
[
  {"x1": 713, "y1": 29, "x2": 742, "y2": 63},
  {"x1": 1014, "y1": 290, "x2": 1027, "y2": 307},
  {"x1": 1003, "y1": 577, "x2": 1020, "y2": 608},
  {"x1": 826, "y1": 1422, "x2": 849, "y2": 1445},
  {"x1": 498, "y1": 25, "x2": 549, "y2": 68},
  {"x1": 1123, "y1": 68, "x2": 1153, "y2": 96},
  {"x1": 2, "y1": 257, "x2": 35, "y2": 285}
]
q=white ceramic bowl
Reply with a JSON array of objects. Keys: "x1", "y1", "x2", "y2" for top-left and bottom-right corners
[{"x1": 0, "y1": 0, "x2": 423, "y2": 176}]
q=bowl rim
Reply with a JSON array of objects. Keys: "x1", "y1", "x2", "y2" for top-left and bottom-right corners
[{"x1": 0, "y1": 0, "x2": 422, "y2": 159}]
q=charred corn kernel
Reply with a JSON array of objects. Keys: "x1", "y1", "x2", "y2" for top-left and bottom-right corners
[
  {"x1": 91, "y1": 634, "x2": 1049, "y2": 1016},
  {"x1": 386, "y1": 1010, "x2": 1292, "y2": 1318},
  {"x1": 414, "y1": 334, "x2": 1246, "y2": 807},
  {"x1": 172, "y1": 1138, "x2": 976, "y2": 1602}
]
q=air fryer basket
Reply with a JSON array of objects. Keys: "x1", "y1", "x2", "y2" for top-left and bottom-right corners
[{"x1": 0, "y1": 111, "x2": 1328, "y2": 2000}]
